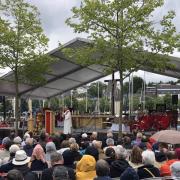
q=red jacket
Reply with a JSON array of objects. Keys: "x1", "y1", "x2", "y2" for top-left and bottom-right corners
[{"x1": 160, "y1": 159, "x2": 179, "y2": 176}]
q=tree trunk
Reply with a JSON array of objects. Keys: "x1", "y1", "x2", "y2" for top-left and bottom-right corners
[
  {"x1": 118, "y1": 70, "x2": 123, "y2": 137},
  {"x1": 15, "y1": 70, "x2": 19, "y2": 136}
]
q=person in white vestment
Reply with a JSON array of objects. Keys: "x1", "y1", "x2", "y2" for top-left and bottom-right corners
[{"x1": 63, "y1": 107, "x2": 72, "y2": 134}]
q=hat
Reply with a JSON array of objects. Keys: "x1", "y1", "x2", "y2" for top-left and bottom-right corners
[
  {"x1": 13, "y1": 136, "x2": 22, "y2": 144},
  {"x1": 12, "y1": 150, "x2": 30, "y2": 165},
  {"x1": 81, "y1": 133, "x2": 88, "y2": 138}
]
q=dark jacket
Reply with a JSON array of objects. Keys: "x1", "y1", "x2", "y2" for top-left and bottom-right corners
[
  {"x1": 120, "y1": 167, "x2": 139, "y2": 180},
  {"x1": 110, "y1": 159, "x2": 130, "y2": 178},
  {"x1": 137, "y1": 164, "x2": 160, "y2": 179},
  {"x1": 94, "y1": 176, "x2": 112, "y2": 180},
  {"x1": 0, "y1": 161, "x2": 14, "y2": 173},
  {"x1": 41, "y1": 164, "x2": 75, "y2": 180},
  {"x1": 30, "y1": 159, "x2": 48, "y2": 171},
  {"x1": 104, "y1": 157, "x2": 115, "y2": 166},
  {"x1": 14, "y1": 164, "x2": 38, "y2": 180},
  {"x1": 23, "y1": 144, "x2": 34, "y2": 157},
  {"x1": 155, "y1": 152, "x2": 167, "y2": 162}
]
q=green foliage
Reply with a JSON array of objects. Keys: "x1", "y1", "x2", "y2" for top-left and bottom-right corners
[
  {"x1": 0, "y1": 0, "x2": 53, "y2": 133},
  {"x1": 155, "y1": 96, "x2": 164, "y2": 104},
  {"x1": 100, "y1": 97, "x2": 110, "y2": 112},
  {"x1": 145, "y1": 96, "x2": 156, "y2": 110},
  {"x1": 66, "y1": 0, "x2": 179, "y2": 75},
  {"x1": 133, "y1": 76, "x2": 144, "y2": 93},
  {"x1": 0, "y1": 0, "x2": 52, "y2": 81},
  {"x1": 163, "y1": 94, "x2": 172, "y2": 109},
  {"x1": 123, "y1": 76, "x2": 144, "y2": 94},
  {"x1": 87, "y1": 81, "x2": 107, "y2": 98},
  {"x1": 66, "y1": 0, "x2": 180, "y2": 135}
]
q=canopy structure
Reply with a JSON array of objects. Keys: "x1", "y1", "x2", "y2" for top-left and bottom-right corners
[
  {"x1": 0, "y1": 37, "x2": 180, "y2": 99},
  {"x1": 0, "y1": 38, "x2": 106, "y2": 99}
]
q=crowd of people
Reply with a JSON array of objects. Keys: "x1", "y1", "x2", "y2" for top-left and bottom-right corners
[{"x1": 0, "y1": 129, "x2": 180, "y2": 180}]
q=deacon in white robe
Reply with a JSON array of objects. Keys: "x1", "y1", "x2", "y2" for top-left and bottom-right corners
[{"x1": 63, "y1": 107, "x2": 72, "y2": 134}]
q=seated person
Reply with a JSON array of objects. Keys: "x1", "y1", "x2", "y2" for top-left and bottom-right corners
[
  {"x1": 160, "y1": 151, "x2": 179, "y2": 177},
  {"x1": 137, "y1": 150, "x2": 160, "y2": 179}
]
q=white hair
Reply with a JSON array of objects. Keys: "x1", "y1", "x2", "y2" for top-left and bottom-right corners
[
  {"x1": 92, "y1": 131, "x2": 97, "y2": 137},
  {"x1": 142, "y1": 150, "x2": 155, "y2": 165},
  {"x1": 92, "y1": 140, "x2": 97, "y2": 146},
  {"x1": 171, "y1": 162, "x2": 180, "y2": 178},
  {"x1": 82, "y1": 133, "x2": 88, "y2": 138},
  {"x1": 115, "y1": 145, "x2": 128, "y2": 160},
  {"x1": 9, "y1": 144, "x2": 20, "y2": 154},
  {"x1": 23, "y1": 133, "x2": 30, "y2": 140}
]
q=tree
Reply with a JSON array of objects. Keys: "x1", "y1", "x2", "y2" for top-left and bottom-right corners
[
  {"x1": 133, "y1": 76, "x2": 144, "y2": 94},
  {"x1": 0, "y1": 0, "x2": 52, "y2": 134},
  {"x1": 123, "y1": 76, "x2": 144, "y2": 94},
  {"x1": 145, "y1": 96, "x2": 156, "y2": 110},
  {"x1": 87, "y1": 81, "x2": 107, "y2": 98},
  {"x1": 163, "y1": 94, "x2": 172, "y2": 109},
  {"x1": 100, "y1": 97, "x2": 110, "y2": 112},
  {"x1": 66, "y1": 0, "x2": 180, "y2": 136}
]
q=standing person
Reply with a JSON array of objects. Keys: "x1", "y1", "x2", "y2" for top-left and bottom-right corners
[{"x1": 63, "y1": 107, "x2": 72, "y2": 135}]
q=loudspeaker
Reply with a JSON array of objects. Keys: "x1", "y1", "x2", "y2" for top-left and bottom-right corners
[{"x1": 172, "y1": 95, "x2": 178, "y2": 105}]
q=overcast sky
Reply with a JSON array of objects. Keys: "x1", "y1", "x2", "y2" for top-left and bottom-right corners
[{"x1": 1, "y1": 0, "x2": 180, "y2": 83}]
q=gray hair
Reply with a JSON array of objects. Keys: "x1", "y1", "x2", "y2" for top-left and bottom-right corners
[
  {"x1": 50, "y1": 152, "x2": 63, "y2": 163},
  {"x1": 46, "y1": 142, "x2": 56, "y2": 153},
  {"x1": 115, "y1": 145, "x2": 128, "y2": 160},
  {"x1": 7, "y1": 169, "x2": 23, "y2": 180},
  {"x1": 53, "y1": 166, "x2": 69, "y2": 180},
  {"x1": 106, "y1": 138, "x2": 114, "y2": 146},
  {"x1": 142, "y1": 150, "x2": 155, "y2": 165},
  {"x1": 171, "y1": 162, "x2": 180, "y2": 178},
  {"x1": 96, "y1": 159, "x2": 110, "y2": 177}
]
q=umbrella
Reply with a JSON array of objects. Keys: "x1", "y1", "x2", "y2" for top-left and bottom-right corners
[{"x1": 150, "y1": 130, "x2": 180, "y2": 145}]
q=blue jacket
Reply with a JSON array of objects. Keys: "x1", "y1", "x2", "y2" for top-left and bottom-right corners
[{"x1": 94, "y1": 176, "x2": 112, "y2": 180}]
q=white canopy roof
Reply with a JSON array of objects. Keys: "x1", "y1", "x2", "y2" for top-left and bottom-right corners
[{"x1": 0, "y1": 37, "x2": 180, "y2": 99}]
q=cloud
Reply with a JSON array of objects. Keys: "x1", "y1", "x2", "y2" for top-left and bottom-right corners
[
  {"x1": 1, "y1": 0, "x2": 179, "y2": 82},
  {"x1": 28, "y1": 0, "x2": 82, "y2": 49}
]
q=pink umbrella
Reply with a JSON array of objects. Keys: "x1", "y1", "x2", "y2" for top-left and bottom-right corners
[{"x1": 150, "y1": 130, "x2": 180, "y2": 144}]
